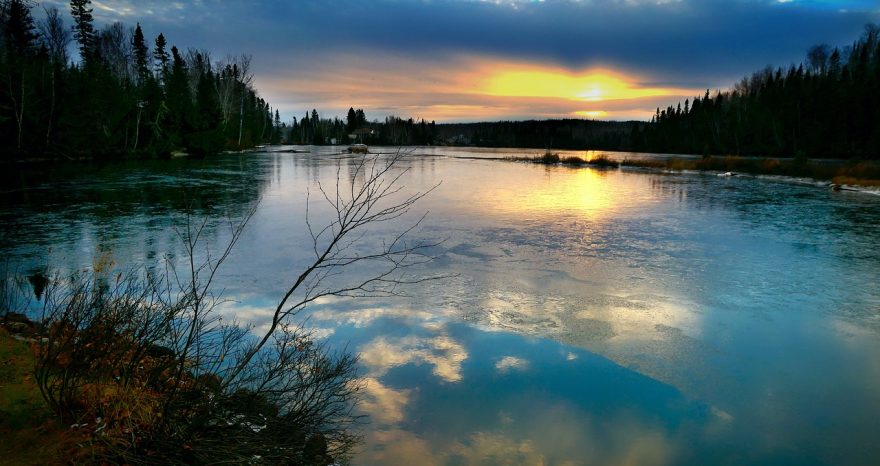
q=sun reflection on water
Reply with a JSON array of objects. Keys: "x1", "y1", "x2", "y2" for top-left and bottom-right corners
[{"x1": 485, "y1": 166, "x2": 617, "y2": 221}]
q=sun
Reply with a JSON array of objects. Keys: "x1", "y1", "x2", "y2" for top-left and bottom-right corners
[
  {"x1": 483, "y1": 66, "x2": 683, "y2": 103},
  {"x1": 575, "y1": 110, "x2": 608, "y2": 118}
]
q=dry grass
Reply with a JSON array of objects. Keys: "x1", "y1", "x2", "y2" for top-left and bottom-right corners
[
  {"x1": 508, "y1": 152, "x2": 621, "y2": 168},
  {"x1": 586, "y1": 154, "x2": 620, "y2": 168},
  {"x1": 621, "y1": 156, "x2": 880, "y2": 186},
  {"x1": 833, "y1": 176, "x2": 880, "y2": 187}
]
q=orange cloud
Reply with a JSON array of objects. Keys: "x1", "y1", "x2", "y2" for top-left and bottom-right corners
[{"x1": 259, "y1": 52, "x2": 701, "y2": 122}]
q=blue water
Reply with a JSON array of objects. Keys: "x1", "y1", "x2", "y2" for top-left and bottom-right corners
[{"x1": 2, "y1": 146, "x2": 879, "y2": 465}]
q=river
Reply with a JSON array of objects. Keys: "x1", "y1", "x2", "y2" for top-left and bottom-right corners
[{"x1": 2, "y1": 146, "x2": 879, "y2": 465}]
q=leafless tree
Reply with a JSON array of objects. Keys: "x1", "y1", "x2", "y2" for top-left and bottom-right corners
[
  {"x1": 225, "y1": 150, "x2": 440, "y2": 383},
  {"x1": 236, "y1": 54, "x2": 253, "y2": 147},
  {"x1": 38, "y1": 6, "x2": 70, "y2": 65},
  {"x1": 37, "y1": 6, "x2": 70, "y2": 147},
  {"x1": 185, "y1": 47, "x2": 212, "y2": 93},
  {"x1": 807, "y1": 44, "x2": 830, "y2": 75},
  {"x1": 96, "y1": 22, "x2": 133, "y2": 82},
  {"x1": 215, "y1": 54, "x2": 246, "y2": 127}
]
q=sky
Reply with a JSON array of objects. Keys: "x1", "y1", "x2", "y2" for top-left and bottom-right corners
[{"x1": 42, "y1": 0, "x2": 880, "y2": 122}]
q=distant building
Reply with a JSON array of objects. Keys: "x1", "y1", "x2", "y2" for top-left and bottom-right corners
[{"x1": 348, "y1": 127, "x2": 375, "y2": 143}]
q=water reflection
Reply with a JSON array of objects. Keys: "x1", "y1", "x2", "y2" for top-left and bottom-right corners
[
  {"x1": 360, "y1": 334, "x2": 468, "y2": 383},
  {"x1": 2, "y1": 147, "x2": 880, "y2": 464},
  {"x1": 0, "y1": 156, "x2": 270, "y2": 273},
  {"x1": 320, "y1": 310, "x2": 721, "y2": 466},
  {"x1": 478, "y1": 167, "x2": 618, "y2": 220}
]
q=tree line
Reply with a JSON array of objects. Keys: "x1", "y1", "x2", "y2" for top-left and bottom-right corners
[
  {"x1": 284, "y1": 107, "x2": 439, "y2": 146},
  {"x1": 431, "y1": 119, "x2": 635, "y2": 149},
  {"x1": 284, "y1": 107, "x2": 636, "y2": 149},
  {"x1": 637, "y1": 24, "x2": 880, "y2": 159},
  {"x1": 0, "y1": 0, "x2": 281, "y2": 161},
  {"x1": 295, "y1": 25, "x2": 880, "y2": 159}
]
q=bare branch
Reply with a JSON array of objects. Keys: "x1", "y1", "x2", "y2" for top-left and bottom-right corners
[{"x1": 224, "y1": 148, "x2": 443, "y2": 386}]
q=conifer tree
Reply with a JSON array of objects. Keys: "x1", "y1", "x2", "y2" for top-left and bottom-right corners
[
  {"x1": 3, "y1": 0, "x2": 37, "y2": 57},
  {"x1": 132, "y1": 22, "x2": 149, "y2": 82},
  {"x1": 153, "y1": 32, "x2": 169, "y2": 76},
  {"x1": 69, "y1": 0, "x2": 95, "y2": 63}
]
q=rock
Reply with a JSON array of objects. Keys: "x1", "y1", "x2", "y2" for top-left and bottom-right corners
[
  {"x1": 28, "y1": 272, "x2": 49, "y2": 300},
  {"x1": 2, "y1": 312, "x2": 31, "y2": 324},
  {"x1": 304, "y1": 433, "x2": 329, "y2": 462},
  {"x1": 7, "y1": 321, "x2": 34, "y2": 336}
]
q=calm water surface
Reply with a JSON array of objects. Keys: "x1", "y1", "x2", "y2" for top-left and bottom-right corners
[{"x1": 2, "y1": 146, "x2": 880, "y2": 465}]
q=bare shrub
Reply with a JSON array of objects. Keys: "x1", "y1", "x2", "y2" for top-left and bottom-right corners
[{"x1": 28, "y1": 150, "x2": 438, "y2": 464}]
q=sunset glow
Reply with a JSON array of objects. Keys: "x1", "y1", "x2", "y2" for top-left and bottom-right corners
[
  {"x1": 484, "y1": 68, "x2": 685, "y2": 103},
  {"x1": 54, "y1": 0, "x2": 878, "y2": 123},
  {"x1": 575, "y1": 110, "x2": 609, "y2": 118},
  {"x1": 260, "y1": 55, "x2": 703, "y2": 122}
]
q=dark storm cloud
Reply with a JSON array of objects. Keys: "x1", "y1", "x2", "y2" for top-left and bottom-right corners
[
  {"x1": 64, "y1": 1, "x2": 879, "y2": 80},
  {"x1": 243, "y1": 0, "x2": 878, "y2": 81}
]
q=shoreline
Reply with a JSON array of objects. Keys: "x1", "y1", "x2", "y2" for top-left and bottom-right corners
[{"x1": 503, "y1": 152, "x2": 880, "y2": 191}]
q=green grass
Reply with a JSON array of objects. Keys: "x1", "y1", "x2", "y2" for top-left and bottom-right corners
[{"x1": 0, "y1": 329, "x2": 67, "y2": 465}]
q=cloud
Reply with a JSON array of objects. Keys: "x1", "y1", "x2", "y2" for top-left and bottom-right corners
[
  {"x1": 264, "y1": 53, "x2": 703, "y2": 121},
  {"x1": 359, "y1": 334, "x2": 469, "y2": 383},
  {"x1": 309, "y1": 306, "x2": 438, "y2": 328},
  {"x1": 358, "y1": 377, "x2": 412, "y2": 425},
  {"x1": 42, "y1": 0, "x2": 211, "y2": 24},
  {"x1": 356, "y1": 402, "x2": 681, "y2": 465},
  {"x1": 41, "y1": 0, "x2": 878, "y2": 121},
  {"x1": 495, "y1": 356, "x2": 529, "y2": 373}
]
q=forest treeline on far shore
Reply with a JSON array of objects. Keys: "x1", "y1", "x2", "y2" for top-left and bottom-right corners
[
  {"x1": 0, "y1": 0, "x2": 281, "y2": 161},
  {"x1": 286, "y1": 24, "x2": 880, "y2": 161},
  {"x1": 636, "y1": 24, "x2": 880, "y2": 159},
  {"x1": 2, "y1": 0, "x2": 878, "y2": 162}
]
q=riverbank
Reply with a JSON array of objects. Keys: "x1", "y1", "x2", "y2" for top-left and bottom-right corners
[
  {"x1": 509, "y1": 152, "x2": 880, "y2": 188},
  {"x1": 622, "y1": 155, "x2": 880, "y2": 188}
]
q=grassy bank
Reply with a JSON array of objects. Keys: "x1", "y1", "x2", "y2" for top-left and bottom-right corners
[
  {"x1": 507, "y1": 152, "x2": 621, "y2": 168},
  {"x1": 0, "y1": 328, "x2": 68, "y2": 465},
  {"x1": 508, "y1": 151, "x2": 880, "y2": 187},
  {"x1": 620, "y1": 156, "x2": 880, "y2": 187}
]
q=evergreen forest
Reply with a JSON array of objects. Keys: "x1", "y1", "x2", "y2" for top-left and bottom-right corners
[
  {"x1": 0, "y1": 0, "x2": 282, "y2": 161},
  {"x1": 635, "y1": 25, "x2": 880, "y2": 159}
]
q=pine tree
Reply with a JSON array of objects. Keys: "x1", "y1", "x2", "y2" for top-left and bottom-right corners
[
  {"x1": 3, "y1": 0, "x2": 38, "y2": 57},
  {"x1": 69, "y1": 0, "x2": 95, "y2": 64},
  {"x1": 165, "y1": 45, "x2": 192, "y2": 145},
  {"x1": 153, "y1": 32, "x2": 169, "y2": 76},
  {"x1": 132, "y1": 23, "x2": 149, "y2": 82}
]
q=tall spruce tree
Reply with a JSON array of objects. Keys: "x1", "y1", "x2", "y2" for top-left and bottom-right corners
[
  {"x1": 69, "y1": 0, "x2": 95, "y2": 64},
  {"x1": 132, "y1": 22, "x2": 149, "y2": 82},
  {"x1": 153, "y1": 32, "x2": 169, "y2": 76},
  {"x1": 3, "y1": 0, "x2": 38, "y2": 57}
]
